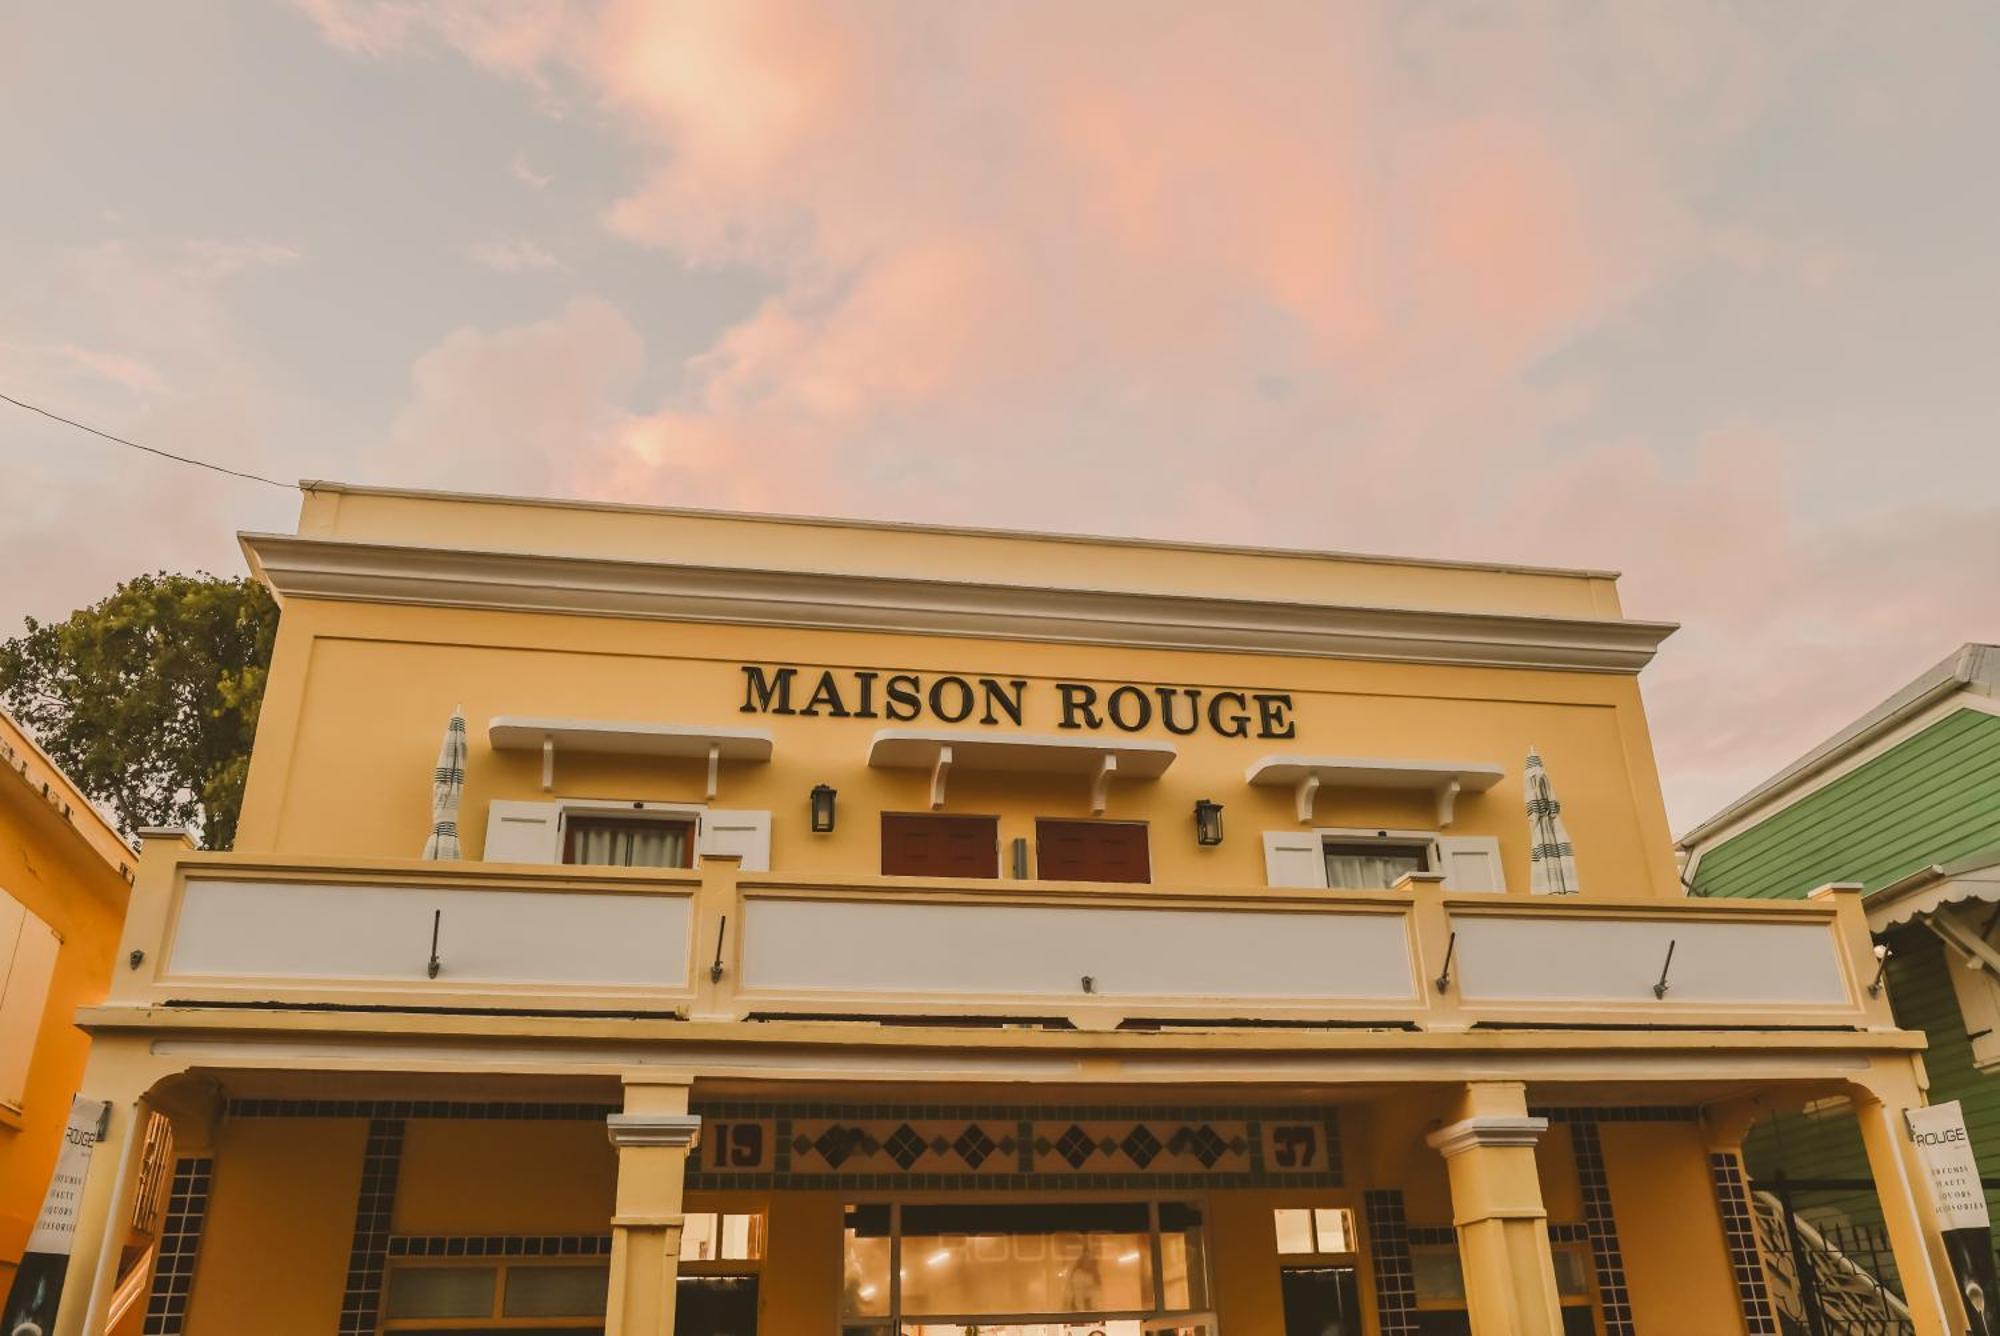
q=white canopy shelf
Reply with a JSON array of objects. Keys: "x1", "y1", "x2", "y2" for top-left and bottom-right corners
[
  {"x1": 1246, "y1": 755, "x2": 1504, "y2": 826},
  {"x1": 488, "y1": 717, "x2": 774, "y2": 798},
  {"x1": 868, "y1": 728, "x2": 1177, "y2": 815}
]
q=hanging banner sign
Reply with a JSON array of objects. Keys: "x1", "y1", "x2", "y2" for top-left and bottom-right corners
[
  {"x1": 1908, "y1": 1100, "x2": 1997, "y2": 1333},
  {"x1": 3, "y1": 1096, "x2": 110, "y2": 1336}
]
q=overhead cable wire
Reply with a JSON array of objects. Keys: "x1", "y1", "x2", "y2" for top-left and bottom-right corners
[{"x1": 1, "y1": 390, "x2": 295, "y2": 490}]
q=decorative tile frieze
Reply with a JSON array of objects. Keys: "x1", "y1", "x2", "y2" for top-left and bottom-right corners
[{"x1": 687, "y1": 1102, "x2": 1339, "y2": 1190}]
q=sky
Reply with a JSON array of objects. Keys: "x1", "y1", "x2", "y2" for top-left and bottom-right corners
[{"x1": 1, "y1": 1, "x2": 1996, "y2": 834}]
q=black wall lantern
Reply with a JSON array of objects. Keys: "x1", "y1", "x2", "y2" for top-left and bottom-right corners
[
  {"x1": 809, "y1": 784, "x2": 837, "y2": 834},
  {"x1": 1193, "y1": 798, "x2": 1224, "y2": 847}
]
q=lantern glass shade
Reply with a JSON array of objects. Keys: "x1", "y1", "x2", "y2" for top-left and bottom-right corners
[
  {"x1": 809, "y1": 784, "x2": 837, "y2": 834},
  {"x1": 1193, "y1": 798, "x2": 1224, "y2": 847}
]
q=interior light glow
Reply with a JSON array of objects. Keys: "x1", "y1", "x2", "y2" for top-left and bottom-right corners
[
  {"x1": 926, "y1": 1248, "x2": 953, "y2": 1267},
  {"x1": 1118, "y1": 1249, "x2": 1142, "y2": 1264},
  {"x1": 858, "y1": 1285, "x2": 877, "y2": 1300}
]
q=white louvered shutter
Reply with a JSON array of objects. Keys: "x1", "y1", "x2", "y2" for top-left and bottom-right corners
[
  {"x1": 1437, "y1": 836, "x2": 1506, "y2": 892},
  {"x1": 697, "y1": 811, "x2": 772, "y2": 872},
  {"x1": 482, "y1": 800, "x2": 563, "y2": 864},
  {"x1": 1262, "y1": 831, "x2": 1329, "y2": 888}
]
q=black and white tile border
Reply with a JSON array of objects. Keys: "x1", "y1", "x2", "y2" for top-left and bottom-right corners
[
  {"x1": 336, "y1": 1118, "x2": 405, "y2": 1336},
  {"x1": 1709, "y1": 1152, "x2": 1780, "y2": 1335},
  {"x1": 141, "y1": 1157, "x2": 212, "y2": 1336},
  {"x1": 1364, "y1": 1189, "x2": 1419, "y2": 1336}
]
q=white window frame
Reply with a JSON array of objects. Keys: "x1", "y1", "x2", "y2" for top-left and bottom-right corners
[
  {"x1": 482, "y1": 798, "x2": 773, "y2": 871},
  {"x1": 1317, "y1": 827, "x2": 1440, "y2": 887},
  {"x1": 0, "y1": 887, "x2": 62, "y2": 1113},
  {"x1": 1262, "y1": 828, "x2": 1506, "y2": 892}
]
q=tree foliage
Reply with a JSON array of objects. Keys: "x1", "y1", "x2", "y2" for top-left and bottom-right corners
[{"x1": 0, "y1": 573, "x2": 278, "y2": 848}]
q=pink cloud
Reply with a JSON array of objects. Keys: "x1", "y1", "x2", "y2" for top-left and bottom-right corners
[{"x1": 293, "y1": 2, "x2": 2000, "y2": 830}]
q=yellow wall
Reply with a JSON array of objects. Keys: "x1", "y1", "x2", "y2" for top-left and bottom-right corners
[
  {"x1": 1600, "y1": 1121, "x2": 1746, "y2": 1336},
  {"x1": 234, "y1": 597, "x2": 1681, "y2": 897},
  {"x1": 296, "y1": 483, "x2": 1628, "y2": 620},
  {"x1": 184, "y1": 1117, "x2": 365, "y2": 1333},
  {"x1": 0, "y1": 725, "x2": 130, "y2": 1285}
]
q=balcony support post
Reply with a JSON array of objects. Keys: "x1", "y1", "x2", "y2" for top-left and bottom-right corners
[
  {"x1": 1426, "y1": 1080, "x2": 1564, "y2": 1336},
  {"x1": 604, "y1": 1074, "x2": 700, "y2": 1336},
  {"x1": 1851, "y1": 1061, "x2": 1968, "y2": 1336},
  {"x1": 51, "y1": 1036, "x2": 188, "y2": 1336}
]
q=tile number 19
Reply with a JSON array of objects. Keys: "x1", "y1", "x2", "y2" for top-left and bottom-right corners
[{"x1": 708, "y1": 1121, "x2": 765, "y2": 1168}]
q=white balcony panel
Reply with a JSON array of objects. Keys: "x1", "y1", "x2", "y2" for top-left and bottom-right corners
[
  {"x1": 1453, "y1": 914, "x2": 1848, "y2": 1006},
  {"x1": 170, "y1": 879, "x2": 692, "y2": 987},
  {"x1": 742, "y1": 899, "x2": 1414, "y2": 1001}
]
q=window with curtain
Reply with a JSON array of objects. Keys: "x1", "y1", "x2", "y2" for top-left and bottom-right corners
[
  {"x1": 562, "y1": 816, "x2": 694, "y2": 869},
  {"x1": 1321, "y1": 841, "x2": 1431, "y2": 890}
]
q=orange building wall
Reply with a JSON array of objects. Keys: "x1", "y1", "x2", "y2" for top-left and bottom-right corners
[
  {"x1": 395, "y1": 1119, "x2": 616, "y2": 1235},
  {"x1": 1600, "y1": 1121, "x2": 1746, "y2": 1336},
  {"x1": 183, "y1": 1118, "x2": 366, "y2": 1333},
  {"x1": 0, "y1": 745, "x2": 130, "y2": 1288},
  {"x1": 756, "y1": 1192, "x2": 843, "y2": 1336}
]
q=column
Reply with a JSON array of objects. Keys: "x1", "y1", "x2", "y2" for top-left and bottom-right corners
[
  {"x1": 1855, "y1": 1087, "x2": 1966, "y2": 1336},
  {"x1": 605, "y1": 1074, "x2": 701, "y2": 1336},
  {"x1": 1425, "y1": 1081, "x2": 1564, "y2": 1336}
]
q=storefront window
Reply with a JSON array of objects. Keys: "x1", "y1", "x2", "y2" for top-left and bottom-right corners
[
  {"x1": 841, "y1": 1200, "x2": 1213, "y2": 1332},
  {"x1": 681, "y1": 1211, "x2": 766, "y2": 1261}
]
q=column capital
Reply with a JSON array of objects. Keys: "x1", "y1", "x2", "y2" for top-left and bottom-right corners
[
  {"x1": 607, "y1": 1112, "x2": 702, "y2": 1150},
  {"x1": 1426, "y1": 1114, "x2": 1549, "y2": 1158}
]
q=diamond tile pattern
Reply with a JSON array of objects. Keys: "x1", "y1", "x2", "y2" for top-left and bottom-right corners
[
  {"x1": 884, "y1": 1124, "x2": 927, "y2": 1170},
  {"x1": 695, "y1": 1103, "x2": 1341, "y2": 1189}
]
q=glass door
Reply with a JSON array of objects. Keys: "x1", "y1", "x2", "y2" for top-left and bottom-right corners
[{"x1": 841, "y1": 1200, "x2": 1216, "y2": 1335}]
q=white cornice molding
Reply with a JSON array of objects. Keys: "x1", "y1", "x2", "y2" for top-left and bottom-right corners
[
  {"x1": 605, "y1": 1111, "x2": 702, "y2": 1149},
  {"x1": 1425, "y1": 1114, "x2": 1550, "y2": 1157},
  {"x1": 241, "y1": 533, "x2": 1677, "y2": 674}
]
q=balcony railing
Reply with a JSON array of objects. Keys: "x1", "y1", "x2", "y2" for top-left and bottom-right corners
[{"x1": 112, "y1": 834, "x2": 1883, "y2": 1034}]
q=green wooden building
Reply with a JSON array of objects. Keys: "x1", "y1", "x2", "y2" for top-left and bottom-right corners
[{"x1": 1680, "y1": 642, "x2": 2000, "y2": 1305}]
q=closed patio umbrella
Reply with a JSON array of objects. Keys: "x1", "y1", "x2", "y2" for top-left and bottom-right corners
[
  {"x1": 1525, "y1": 745, "x2": 1578, "y2": 895},
  {"x1": 422, "y1": 707, "x2": 467, "y2": 860}
]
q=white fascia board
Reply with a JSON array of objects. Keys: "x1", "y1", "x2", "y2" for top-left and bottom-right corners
[{"x1": 238, "y1": 533, "x2": 1679, "y2": 675}]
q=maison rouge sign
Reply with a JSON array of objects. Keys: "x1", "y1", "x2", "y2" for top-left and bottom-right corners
[{"x1": 741, "y1": 665, "x2": 1296, "y2": 738}]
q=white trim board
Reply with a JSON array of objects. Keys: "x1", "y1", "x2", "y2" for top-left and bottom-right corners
[{"x1": 241, "y1": 533, "x2": 1676, "y2": 675}]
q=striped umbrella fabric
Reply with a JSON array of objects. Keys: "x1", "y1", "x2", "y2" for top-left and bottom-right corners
[
  {"x1": 422, "y1": 707, "x2": 467, "y2": 860},
  {"x1": 1525, "y1": 745, "x2": 1579, "y2": 895}
]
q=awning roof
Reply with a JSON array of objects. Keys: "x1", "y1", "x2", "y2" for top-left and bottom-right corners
[
  {"x1": 1867, "y1": 851, "x2": 2000, "y2": 931},
  {"x1": 1245, "y1": 754, "x2": 1504, "y2": 826},
  {"x1": 867, "y1": 728, "x2": 1176, "y2": 814},
  {"x1": 488, "y1": 716, "x2": 773, "y2": 797}
]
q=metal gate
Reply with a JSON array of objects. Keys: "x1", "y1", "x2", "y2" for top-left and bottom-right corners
[{"x1": 1751, "y1": 1175, "x2": 1913, "y2": 1336}]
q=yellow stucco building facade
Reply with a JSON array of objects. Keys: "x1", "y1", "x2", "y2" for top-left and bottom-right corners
[{"x1": 53, "y1": 483, "x2": 1970, "y2": 1335}]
